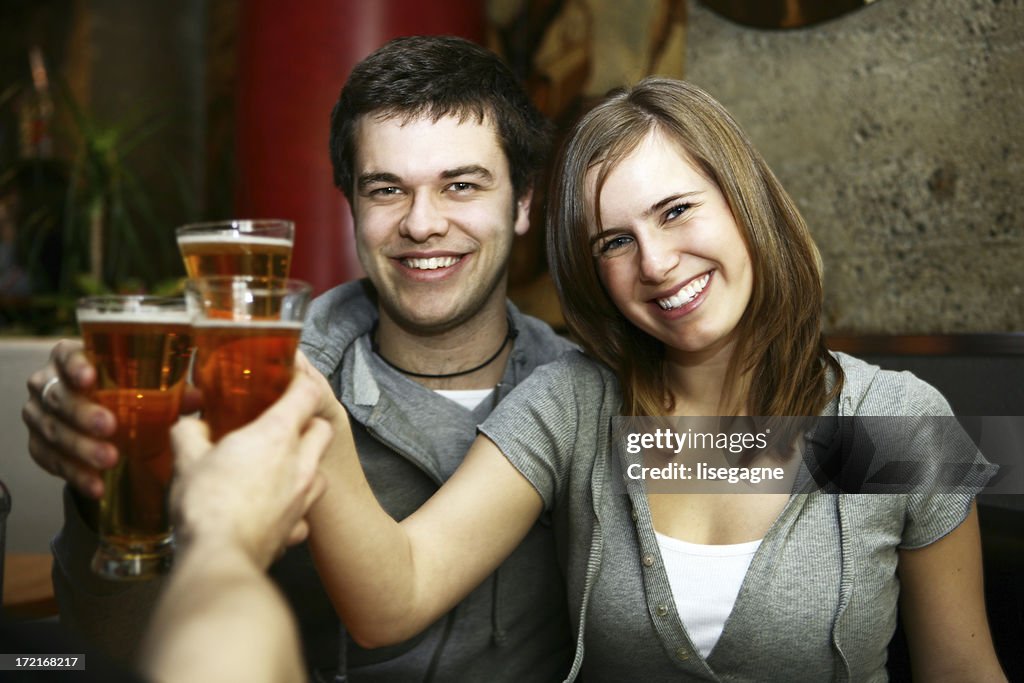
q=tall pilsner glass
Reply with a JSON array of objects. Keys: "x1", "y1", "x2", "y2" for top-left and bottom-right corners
[
  {"x1": 176, "y1": 219, "x2": 294, "y2": 278},
  {"x1": 78, "y1": 296, "x2": 192, "y2": 579},
  {"x1": 186, "y1": 276, "x2": 312, "y2": 441}
]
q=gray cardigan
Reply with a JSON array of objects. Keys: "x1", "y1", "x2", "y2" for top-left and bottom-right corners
[{"x1": 481, "y1": 351, "x2": 986, "y2": 682}]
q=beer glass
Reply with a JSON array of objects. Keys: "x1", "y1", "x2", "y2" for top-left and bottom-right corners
[
  {"x1": 77, "y1": 296, "x2": 192, "y2": 579},
  {"x1": 176, "y1": 219, "x2": 294, "y2": 278},
  {"x1": 186, "y1": 276, "x2": 311, "y2": 441}
]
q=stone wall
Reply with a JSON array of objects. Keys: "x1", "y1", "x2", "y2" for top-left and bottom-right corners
[{"x1": 685, "y1": 0, "x2": 1023, "y2": 333}]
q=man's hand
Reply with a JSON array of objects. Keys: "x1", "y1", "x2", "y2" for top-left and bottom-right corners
[
  {"x1": 23, "y1": 340, "x2": 116, "y2": 498},
  {"x1": 170, "y1": 368, "x2": 331, "y2": 569},
  {"x1": 23, "y1": 339, "x2": 202, "y2": 499}
]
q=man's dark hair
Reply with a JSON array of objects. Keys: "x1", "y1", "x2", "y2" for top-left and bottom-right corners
[{"x1": 329, "y1": 35, "x2": 550, "y2": 202}]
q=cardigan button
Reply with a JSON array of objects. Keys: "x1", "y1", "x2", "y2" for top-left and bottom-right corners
[
  {"x1": 642, "y1": 553, "x2": 654, "y2": 567},
  {"x1": 676, "y1": 646, "x2": 690, "y2": 661},
  {"x1": 655, "y1": 604, "x2": 668, "y2": 617}
]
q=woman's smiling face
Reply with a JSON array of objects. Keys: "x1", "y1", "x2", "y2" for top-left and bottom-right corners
[{"x1": 588, "y1": 129, "x2": 754, "y2": 364}]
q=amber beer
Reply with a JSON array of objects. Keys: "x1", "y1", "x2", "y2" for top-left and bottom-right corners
[
  {"x1": 186, "y1": 277, "x2": 312, "y2": 440},
  {"x1": 192, "y1": 321, "x2": 303, "y2": 441},
  {"x1": 77, "y1": 297, "x2": 192, "y2": 579},
  {"x1": 176, "y1": 219, "x2": 294, "y2": 278}
]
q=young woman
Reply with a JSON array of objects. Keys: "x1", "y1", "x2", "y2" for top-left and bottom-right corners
[{"x1": 306, "y1": 79, "x2": 1005, "y2": 682}]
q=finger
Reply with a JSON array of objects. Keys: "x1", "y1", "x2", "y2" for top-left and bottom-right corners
[
  {"x1": 50, "y1": 339, "x2": 96, "y2": 391},
  {"x1": 180, "y1": 385, "x2": 203, "y2": 416},
  {"x1": 256, "y1": 372, "x2": 320, "y2": 434},
  {"x1": 55, "y1": 459, "x2": 106, "y2": 500},
  {"x1": 27, "y1": 431, "x2": 105, "y2": 498},
  {"x1": 23, "y1": 400, "x2": 117, "y2": 471},
  {"x1": 303, "y1": 472, "x2": 327, "y2": 511},
  {"x1": 29, "y1": 375, "x2": 116, "y2": 439},
  {"x1": 171, "y1": 416, "x2": 212, "y2": 473},
  {"x1": 294, "y1": 349, "x2": 313, "y2": 374},
  {"x1": 285, "y1": 519, "x2": 310, "y2": 547},
  {"x1": 295, "y1": 417, "x2": 332, "y2": 484}
]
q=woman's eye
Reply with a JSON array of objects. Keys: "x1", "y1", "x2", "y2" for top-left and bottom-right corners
[
  {"x1": 599, "y1": 235, "x2": 634, "y2": 254},
  {"x1": 665, "y1": 202, "x2": 692, "y2": 221}
]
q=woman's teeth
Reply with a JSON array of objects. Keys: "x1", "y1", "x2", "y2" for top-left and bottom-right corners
[{"x1": 657, "y1": 273, "x2": 711, "y2": 310}]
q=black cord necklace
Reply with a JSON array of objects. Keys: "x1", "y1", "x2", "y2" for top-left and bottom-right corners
[{"x1": 371, "y1": 316, "x2": 518, "y2": 379}]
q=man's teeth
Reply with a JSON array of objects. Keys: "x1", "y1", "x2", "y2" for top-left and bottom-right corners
[
  {"x1": 657, "y1": 273, "x2": 711, "y2": 310},
  {"x1": 402, "y1": 256, "x2": 461, "y2": 270}
]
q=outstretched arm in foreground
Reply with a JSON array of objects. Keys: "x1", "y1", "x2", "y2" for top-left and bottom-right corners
[
  {"x1": 141, "y1": 372, "x2": 330, "y2": 683},
  {"x1": 301, "y1": 356, "x2": 544, "y2": 648}
]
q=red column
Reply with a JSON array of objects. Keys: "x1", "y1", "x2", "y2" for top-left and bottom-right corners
[{"x1": 235, "y1": 0, "x2": 486, "y2": 294}]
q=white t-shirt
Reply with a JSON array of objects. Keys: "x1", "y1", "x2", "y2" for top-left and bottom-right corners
[
  {"x1": 656, "y1": 532, "x2": 762, "y2": 658},
  {"x1": 435, "y1": 387, "x2": 495, "y2": 411}
]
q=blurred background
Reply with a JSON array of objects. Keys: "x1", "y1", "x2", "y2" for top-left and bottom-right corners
[
  {"x1": 0, "y1": 0, "x2": 1020, "y2": 335},
  {"x1": 0, "y1": 1, "x2": 1021, "y2": 670}
]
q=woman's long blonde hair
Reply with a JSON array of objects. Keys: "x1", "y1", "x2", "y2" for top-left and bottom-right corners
[{"x1": 547, "y1": 79, "x2": 842, "y2": 416}]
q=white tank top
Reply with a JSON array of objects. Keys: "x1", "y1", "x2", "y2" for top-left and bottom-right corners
[{"x1": 655, "y1": 532, "x2": 762, "y2": 658}]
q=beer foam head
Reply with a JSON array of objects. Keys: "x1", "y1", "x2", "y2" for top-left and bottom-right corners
[
  {"x1": 176, "y1": 234, "x2": 293, "y2": 248},
  {"x1": 191, "y1": 318, "x2": 303, "y2": 329},
  {"x1": 77, "y1": 309, "x2": 191, "y2": 325},
  {"x1": 77, "y1": 297, "x2": 189, "y2": 325}
]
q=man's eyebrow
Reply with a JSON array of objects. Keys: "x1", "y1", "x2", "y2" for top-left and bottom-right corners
[
  {"x1": 357, "y1": 172, "x2": 402, "y2": 190},
  {"x1": 440, "y1": 165, "x2": 493, "y2": 182}
]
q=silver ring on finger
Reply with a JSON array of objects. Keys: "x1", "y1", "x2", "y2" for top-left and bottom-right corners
[{"x1": 41, "y1": 376, "x2": 61, "y2": 405}]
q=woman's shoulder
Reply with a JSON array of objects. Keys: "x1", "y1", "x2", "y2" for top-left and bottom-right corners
[
  {"x1": 831, "y1": 351, "x2": 953, "y2": 417},
  {"x1": 527, "y1": 349, "x2": 619, "y2": 387}
]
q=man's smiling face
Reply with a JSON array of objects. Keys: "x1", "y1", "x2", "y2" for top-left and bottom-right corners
[{"x1": 352, "y1": 113, "x2": 530, "y2": 334}]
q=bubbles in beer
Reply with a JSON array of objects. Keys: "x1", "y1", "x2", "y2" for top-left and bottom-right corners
[{"x1": 178, "y1": 235, "x2": 293, "y2": 278}]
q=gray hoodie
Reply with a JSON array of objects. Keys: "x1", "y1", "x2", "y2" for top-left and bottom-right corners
[{"x1": 481, "y1": 350, "x2": 993, "y2": 682}]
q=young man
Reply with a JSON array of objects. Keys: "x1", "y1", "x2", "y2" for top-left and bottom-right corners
[{"x1": 23, "y1": 36, "x2": 573, "y2": 681}]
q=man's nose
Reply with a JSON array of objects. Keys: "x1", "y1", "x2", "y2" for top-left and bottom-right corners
[{"x1": 399, "y1": 191, "x2": 448, "y2": 242}]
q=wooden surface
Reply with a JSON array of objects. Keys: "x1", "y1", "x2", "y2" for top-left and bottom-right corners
[{"x1": 3, "y1": 553, "x2": 58, "y2": 619}]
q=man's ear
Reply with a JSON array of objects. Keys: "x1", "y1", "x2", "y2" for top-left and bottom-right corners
[{"x1": 513, "y1": 187, "x2": 534, "y2": 237}]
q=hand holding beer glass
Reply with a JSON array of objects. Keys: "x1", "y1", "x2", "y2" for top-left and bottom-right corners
[
  {"x1": 186, "y1": 276, "x2": 312, "y2": 442},
  {"x1": 77, "y1": 296, "x2": 193, "y2": 579}
]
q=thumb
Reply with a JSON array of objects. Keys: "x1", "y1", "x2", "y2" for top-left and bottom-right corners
[{"x1": 171, "y1": 416, "x2": 212, "y2": 473}]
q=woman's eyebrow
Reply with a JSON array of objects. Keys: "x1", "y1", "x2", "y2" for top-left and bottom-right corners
[
  {"x1": 643, "y1": 191, "x2": 702, "y2": 218},
  {"x1": 589, "y1": 227, "x2": 622, "y2": 248}
]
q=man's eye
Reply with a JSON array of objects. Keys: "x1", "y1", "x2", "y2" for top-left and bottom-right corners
[
  {"x1": 369, "y1": 186, "x2": 402, "y2": 197},
  {"x1": 447, "y1": 182, "x2": 477, "y2": 192}
]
